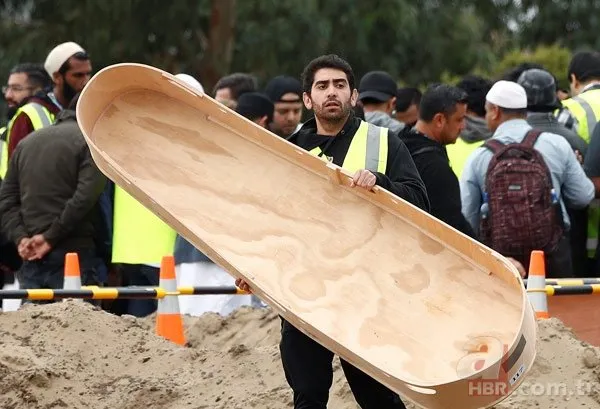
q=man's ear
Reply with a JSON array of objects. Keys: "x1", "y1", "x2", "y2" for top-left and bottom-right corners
[
  {"x1": 350, "y1": 89, "x2": 359, "y2": 107},
  {"x1": 52, "y1": 72, "x2": 62, "y2": 85},
  {"x1": 303, "y1": 91, "x2": 313, "y2": 110},
  {"x1": 256, "y1": 115, "x2": 268, "y2": 129},
  {"x1": 388, "y1": 96, "x2": 397, "y2": 114},
  {"x1": 433, "y1": 112, "x2": 446, "y2": 128}
]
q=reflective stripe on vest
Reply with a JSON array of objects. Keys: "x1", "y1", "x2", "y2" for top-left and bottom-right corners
[
  {"x1": 0, "y1": 103, "x2": 55, "y2": 178},
  {"x1": 309, "y1": 121, "x2": 388, "y2": 174},
  {"x1": 561, "y1": 89, "x2": 600, "y2": 143},
  {"x1": 561, "y1": 89, "x2": 600, "y2": 258},
  {"x1": 0, "y1": 126, "x2": 6, "y2": 175},
  {"x1": 587, "y1": 198, "x2": 600, "y2": 257},
  {"x1": 446, "y1": 137, "x2": 484, "y2": 180},
  {"x1": 111, "y1": 186, "x2": 177, "y2": 264}
]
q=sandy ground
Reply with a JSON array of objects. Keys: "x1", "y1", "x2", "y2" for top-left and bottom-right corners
[{"x1": 0, "y1": 301, "x2": 598, "y2": 409}]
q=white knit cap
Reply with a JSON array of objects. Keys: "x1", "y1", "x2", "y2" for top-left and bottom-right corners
[
  {"x1": 44, "y1": 41, "x2": 86, "y2": 77},
  {"x1": 175, "y1": 73, "x2": 204, "y2": 93},
  {"x1": 486, "y1": 80, "x2": 528, "y2": 109}
]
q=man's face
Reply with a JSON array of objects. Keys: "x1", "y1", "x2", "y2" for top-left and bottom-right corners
[
  {"x1": 61, "y1": 57, "x2": 92, "y2": 92},
  {"x1": 303, "y1": 68, "x2": 356, "y2": 123},
  {"x1": 440, "y1": 103, "x2": 467, "y2": 144},
  {"x1": 3, "y1": 73, "x2": 36, "y2": 109},
  {"x1": 395, "y1": 103, "x2": 419, "y2": 126},
  {"x1": 55, "y1": 56, "x2": 92, "y2": 105},
  {"x1": 271, "y1": 93, "x2": 303, "y2": 137},
  {"x1": 215, "y1": 87, "x2": 237, "y2": 109}
]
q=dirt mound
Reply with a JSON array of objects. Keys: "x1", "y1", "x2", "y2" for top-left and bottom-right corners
[{"x1": 0, "y1": 302, "x2": 598, "y2": 409}]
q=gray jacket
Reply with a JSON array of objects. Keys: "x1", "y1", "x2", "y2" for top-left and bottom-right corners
[
  {"x1": 527, "y1": 112, "x2": 588, "y2": 156},
  {"x1": 364, "y1": 111, "x2": 406, "y2": 134}
]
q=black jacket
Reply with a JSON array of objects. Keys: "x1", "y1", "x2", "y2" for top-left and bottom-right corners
[
  {"x1": 288, "y1": 114, "x2": 430, "y2": 211},
  {"x1": 0, "y1": 109, "x2": 107, "y2": 251},
  {"x1": 400, "y1": 128, "x2": 476, "y2": 238}
]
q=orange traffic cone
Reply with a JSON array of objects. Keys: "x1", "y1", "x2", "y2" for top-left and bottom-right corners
[
  {"x1": 155, "y1": 255, "x2": 186, "y2": 346},
  {"x1": 63, "y1": 253, "x2": 82, "y2": 290},
  {"x1": 526, "y1": 250, "x2": 549, "y2": 319}
]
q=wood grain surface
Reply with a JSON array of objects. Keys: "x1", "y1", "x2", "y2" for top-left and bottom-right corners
[{"x1": 77, "y1": 64, "x2": 537, "y2": 409}]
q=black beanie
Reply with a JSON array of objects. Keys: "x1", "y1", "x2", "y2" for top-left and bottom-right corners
[
  {"x1": 264, "y1": 75, "x2": 302, "y2": 102},
  {"x1": 236, "y1": 92, "x2": 274, "y2": 122}
]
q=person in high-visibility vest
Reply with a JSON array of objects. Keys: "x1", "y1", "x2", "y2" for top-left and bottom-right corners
[
  {"x1": 1, "y1": 42, "x2": 93, "y2": 179},
  {"x1": 446, "y1": 75, "x2": 493, "y2": 179},
  {"x1": 237, "y1": 54, "x2": 429, "y2": 409},
  {"x1": 0, "y1": 63, "x2": 55, "y2": 179},
  {"x1": 560, "y1": 51, "x2": 600, "y2": 273}
]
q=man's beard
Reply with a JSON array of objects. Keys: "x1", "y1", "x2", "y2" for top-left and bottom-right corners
[
  {"x1": 62, "y1": 80, "x2": 78, "y2": 107},
  {"x1": 6, "y1": 106, "x2": 17, "y2": 121},
  {"x1": 314, "y1": 99, "x2": 352, "y2": 124}
]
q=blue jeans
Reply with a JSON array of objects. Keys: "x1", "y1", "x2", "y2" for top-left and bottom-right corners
[
  {"x1": 17, "y1": 248, "x2": 103, "y2": 305},
  {"x1": 119, "y1": 263, "x2": 160, "y2": 317}
]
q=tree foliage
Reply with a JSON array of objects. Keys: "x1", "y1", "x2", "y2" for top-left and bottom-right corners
[{"x1": 0, "y1": 0, "x2": 594, "y2": 102}]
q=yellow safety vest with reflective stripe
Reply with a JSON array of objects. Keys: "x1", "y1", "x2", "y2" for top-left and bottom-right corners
[
  {"x1": 446, "y1": 137, "x2": 484, "y2": 180},
  {"x1": 111, "y1": 187, "x2": 177, "y2": 264},
  {"x1": 0, "y1": 126, "x2": 6, "y2": 176},
  {"x1": 309, "y1": 120, "x2": 388, "y2": 174},
  {"x1": 0, "y1": 102, "x2": 55, "y2": 178},
  {"x1": 561, "y1": 88, "x2": 600, "y2": 258},
  {"x1": 561, "y1": 88, "x2": 600, "y2": 143}
]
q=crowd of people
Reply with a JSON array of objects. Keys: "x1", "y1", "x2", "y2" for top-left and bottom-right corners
[{"x1": 1, "y1": 39, "x2": 600, "y2": 409}]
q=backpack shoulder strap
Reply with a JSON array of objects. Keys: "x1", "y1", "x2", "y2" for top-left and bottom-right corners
[
  {"x1": 411, "y1": 146, "x2": 439, "y2": 157},
  {"x1": 483, "y1": 139, "x2": 504, "y2": 153},
  {"x1": 521, "y1": 128, "x2": 543, "y2": 148}
]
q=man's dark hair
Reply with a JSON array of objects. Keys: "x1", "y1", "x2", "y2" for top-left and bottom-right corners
[
  {"x1": 301, "y1": 54, "x2": 355, "y2": 94},
  {"x1": 10, "y1": 63, "x2": 52, "y2": 90},
  {"x1": 419, "y1": 83, "x2": 468, "y2": 122},
  {"x1": 501, "y1": 62, "x2": 545, "y2": 83},
  {"x1": 568, "y1": 50, "x2": 600, "y2": 84},
  {"x1": 58, "y1": 51, "x2": 91, "y2": 75},
  {"x1": 498, "y1": 107, "x2": 528, "y2": 116},
  {"x1": 395, "y1": 87, "x2": 422, "y2": 112},
  {"x1": 456, "y1": 75, "x2": 492, "y2": 118},
  {"x1": 212, "y1": 73, "x2": 258, "y2": 100}
]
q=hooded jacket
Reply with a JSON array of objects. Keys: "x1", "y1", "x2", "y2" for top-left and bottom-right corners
[
  {"x1": 288, "y1": 112, "x2": 430, "y2": 212},
  {"x1": 364, "y1": 111, "x2": 406, "y2": 134},
  {"x1": 461, "y1": 115, "x2": 492, "y2": 143}
]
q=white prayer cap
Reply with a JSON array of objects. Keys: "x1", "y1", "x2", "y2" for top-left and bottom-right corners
[
  {"x1": 175, "y1": 73, "x2": 204, "y2": 93},
  {"x1": 44, "y1": 42, "x2": 86, "y2": 77},
  {"x1": 485, "y1": 80, "x2": 528, "y2": 109}
]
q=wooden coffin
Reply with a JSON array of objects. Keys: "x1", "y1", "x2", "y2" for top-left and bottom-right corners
[{"x1": 76, "y1": 63, "x2": 537, "y2": 409}]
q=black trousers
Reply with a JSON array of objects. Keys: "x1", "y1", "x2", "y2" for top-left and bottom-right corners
[{"x1": 279, "y1": 317, "x2": 407, "y2": 409}]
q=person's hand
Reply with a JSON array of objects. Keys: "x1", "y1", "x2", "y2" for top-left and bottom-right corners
[
  {"x1": 350, "y1": 169, "x2": 377, "y2": 190},
  {"x1": 575, "y1": 150, "x2": 583, "y2": 164},
  {"x1": 235, "y1": 278, "x2": 252, "y2": 293},
  {"x1": 17, "y1": 237, "x2": 33, "y2": 259},
  {"x1": 507, "y1": 257, "x2": 527, "y2": 278},
  {"x1": 26, "y1": 234, "x2": 52, "y2": 261}
]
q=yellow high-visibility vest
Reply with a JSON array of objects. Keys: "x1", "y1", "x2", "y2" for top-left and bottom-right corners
[
  {"x1": 561, "y1": 88, "x2": 600, "y2": 258},
  {"x1": 561, "y1": 88, "x2": 600, "y2": 143},
  {"x1": 111, "y1": 187, "x2": 176, "y2": 264},
  {"x1": 0, "y1": 102, "x2": 55, "y2": 178},
  {"x1": 309, "y1": 120, "x2": 388, "y2": 174},
  {"x1": 0, "y1": 126, "x2": 6, "y2": 175},
  {"x1": 446, "y1": 137, "x2": 485, "y2": 180}
]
